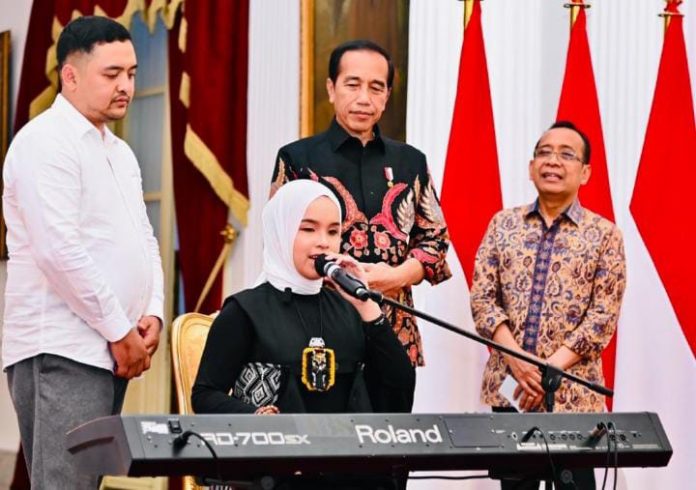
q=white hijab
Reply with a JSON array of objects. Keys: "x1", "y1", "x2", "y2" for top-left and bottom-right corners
[{"x1": 259, "y1": 180, "x2": 342, "y2": 295}]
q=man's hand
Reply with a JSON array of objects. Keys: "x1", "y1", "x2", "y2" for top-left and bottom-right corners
[
  {"x1": 515, "y1": 387, "x2": 544, "y2": 412},
  {"x1": 507, "y1": 355, "x2": 544, "y2": 399},
  {"x1": 363, "y1": 258, "x2": 423, "y2": 295},
  {"x1": 546, "y1": 345, "x2": 583, "y2": 371},
  {"x1": 322, "y1": 253, "x2": 383, "y2": 321},
  {"x1": 109, "y1": 328, "x2": 150, "y2": 379},
  {"x1": 137, "y1": 315, "x2": 162, "y2": 356},
  {"x1": 362, "y1": 262, "x2": 400, "y2": 294},
  {"x1": 492, "y1": 323, "x2": 544, "y2": 399},
  {"x1": 509, "y1": 345, "x2": 583, "y2": 412}
]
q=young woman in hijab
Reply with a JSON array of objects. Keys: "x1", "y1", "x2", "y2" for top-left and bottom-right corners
[{"x1": 192, "y1": 180, "x2": 415, "y2": 416}]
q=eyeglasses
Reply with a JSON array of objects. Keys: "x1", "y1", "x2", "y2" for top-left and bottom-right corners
[{"x1": 533, "y1": 148, "x2": 583, "y2": 164}]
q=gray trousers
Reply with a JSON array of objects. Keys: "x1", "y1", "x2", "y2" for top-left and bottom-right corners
[{"x1": 7, "y1": 354, "x2": 128, "y2": 490}]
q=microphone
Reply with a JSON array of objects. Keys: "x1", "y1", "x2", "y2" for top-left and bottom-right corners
[{"x1": 313, "y1": 254, "x2": 370, "y2": 301}]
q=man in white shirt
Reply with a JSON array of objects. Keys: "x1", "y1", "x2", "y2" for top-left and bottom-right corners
[{"x1": 2, "y1": 16, "x2": 164, "y2": 489}]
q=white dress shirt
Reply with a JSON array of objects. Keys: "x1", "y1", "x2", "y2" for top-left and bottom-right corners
[{"x1": 2, "y1": 94, "x2": 164, "y2": 371}]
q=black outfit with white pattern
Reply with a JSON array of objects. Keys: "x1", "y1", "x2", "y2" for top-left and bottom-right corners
[{"x1": 192, "y1": 282, "x2": 415, "y2": 414}]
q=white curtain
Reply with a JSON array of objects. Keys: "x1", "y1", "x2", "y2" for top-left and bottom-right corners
[{"x1": 227, "y1": 0, "x2": 301, "y2": 293}]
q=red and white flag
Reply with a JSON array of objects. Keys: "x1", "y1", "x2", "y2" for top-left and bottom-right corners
[
  {"x1": 630, "y1": 4, "x2": 696, "y2": 360},
  {"x1": 441, "y1": 0, "x2": 502, "y2": 286},
  {"x1": 623, "y1": 3, "x2": 696, "y2": 487},
  {"x1": 556, "y1": 4, "x2": 618, "y2": 409},
  {"x1": 557, "y1": 6, "x2": 615, "y2": 221}
]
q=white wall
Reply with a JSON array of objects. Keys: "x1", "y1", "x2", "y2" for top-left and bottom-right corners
[{"x1": 0, "y1": 0, "x2": 32, "y2": 454}]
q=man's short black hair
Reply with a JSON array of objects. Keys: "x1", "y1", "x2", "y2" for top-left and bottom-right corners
[
  {"x1": 534, "y1": 120, "x2": 592, "y2": 164},
  {"x1": 328, "y1": 39, "x2": 394, "y2": 89},
  {"x1": 57, "y1": 16, "x2": 131, "y2": 71}
]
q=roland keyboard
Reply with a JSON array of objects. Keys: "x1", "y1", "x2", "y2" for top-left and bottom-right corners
[{"x1": 66, "y1": 412, "x2": 672, "y2": 479}]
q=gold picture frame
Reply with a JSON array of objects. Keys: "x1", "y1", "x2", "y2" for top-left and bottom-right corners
[
  {"x1": 0, "y1": 30, "x2": 10, "y2": 259},
  {"x1": 300, "y1": 0, "x2": 410, "y2": 141}
]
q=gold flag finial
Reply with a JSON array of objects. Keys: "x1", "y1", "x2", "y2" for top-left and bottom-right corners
[
  {"x1": 464, "y1": 0, "x2": 474, "y2": 29},
  {"x1": 220, "y1": 223, "x2": 238, "y2": 243},
  {"x1": 659, "y1": 0, "x2": 683, "y2": 33},
  {"x1": 564, "y1": 1, "x2": 590, "y2": 29},
  {"x1": 194, "y1": 224, "x2": 239, "y2": 313}
]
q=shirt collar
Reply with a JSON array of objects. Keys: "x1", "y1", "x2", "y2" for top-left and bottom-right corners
[
  {"x1": 52, "y1": 94, "x2": 118, "y2": 145},
  {"x1": 525, "y1": 199, "x2": 584, "y2": 226},
  {"x1": 327, "y1": 117, "x2": 385, "y2": 152}
]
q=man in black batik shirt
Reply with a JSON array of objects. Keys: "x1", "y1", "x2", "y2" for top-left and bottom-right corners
[{"x1": 271, "y1": 41, "x2": 451, "y2": 406}]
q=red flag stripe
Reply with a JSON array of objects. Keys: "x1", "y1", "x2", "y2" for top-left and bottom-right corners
[
  {"x1": 556, "y1": 9, "x2": 614, "y2": 220},
  {"x1": 555, "y1": 6, "x2": 617, "y2": 409},
  {"x1": 441, "y1": 0, "x2": 502, "y2": 286}
]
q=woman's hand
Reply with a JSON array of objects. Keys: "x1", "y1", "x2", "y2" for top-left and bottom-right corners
[
  {"x1": 321, "y1": 253, "x2": 382, "y2": 321},
  {"x1": 254, "y1": 405, "x2": 279, "y2": 415}
]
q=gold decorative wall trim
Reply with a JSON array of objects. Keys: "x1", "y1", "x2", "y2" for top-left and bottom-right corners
[{"x1": 183, "y1": 124, "x2": 249, "y2": 225}]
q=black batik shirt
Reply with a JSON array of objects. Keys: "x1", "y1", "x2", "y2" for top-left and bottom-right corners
[{"x1": 271, "y1": 120, "x2": 451, "y2": 366}]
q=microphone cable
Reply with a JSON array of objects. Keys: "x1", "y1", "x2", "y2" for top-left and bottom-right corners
[
  {"x1": 607, "y1": 421, "x2": 619, "y2": 490},
  {"x1": 521, "y1": 426, "x2": 569, "y2": 489},
  {"x1": 598, "y1": 422, "x2": 610, "y2": 490},
  {"x1": 173, "y1": 430, "x2": 222, "y2": 484}
]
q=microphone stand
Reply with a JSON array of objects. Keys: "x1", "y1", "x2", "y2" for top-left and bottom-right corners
[
  {"x1": 355, "y1": 283, "x2": 611, "y2": 490},
  {"x1": 359, "y1": 289, "x2": 612, "y2": 413}
]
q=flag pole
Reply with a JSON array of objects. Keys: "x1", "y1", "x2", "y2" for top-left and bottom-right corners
[
  {"x1": 463, "y1": 0, "x2": 474, "y2": 29},
  {"x1": 194, "y1": 224, "x2": 238, "y2": 313},
  {"x1": 446, "y1": 0, "x2": 503, "y2": 285},
  {"x1": 564, "y1": 0, "x2": 590, "y2": 28},
  {"x1": 659, "y1": 0, "x2": 684, "y2": 33}
]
